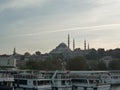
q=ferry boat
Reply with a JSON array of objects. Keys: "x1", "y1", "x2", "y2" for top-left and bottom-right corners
[
  {"x1": 14, "y1": 70, "x2": 52, "y2": 90},
  {"x1": 70, "y1": 71, "x2": 111, "y2": 90},
  {"x1": 109, "y1": 70, "x2": 120, "y2": 85},
  {"x1": 51, "y1": 71, "x2": 72, "y2": 90},
  {"x1": 14, "y1": 70, "x2": 72, "y2": 90},
  {"x1": 0, "y1": 70, "x2": 14, "y2": 90},
  {"x1": 13, "y1": 70, "x2": 114, "y2": 90},
  {"x1": 70, "y1": 71, "x2": 112, "y2": 84}
]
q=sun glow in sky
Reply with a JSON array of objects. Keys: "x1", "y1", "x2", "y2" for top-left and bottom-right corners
[{"x1": 0, "y1": 0, "x2": 120, "y2": 54}]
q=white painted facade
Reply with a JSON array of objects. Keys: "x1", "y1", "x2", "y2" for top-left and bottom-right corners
[{"x1": 0, "y1": 55, "x2": 16, "y2": 67}]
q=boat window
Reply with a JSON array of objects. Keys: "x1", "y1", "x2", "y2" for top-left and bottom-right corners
[
  {"x1": 96, "y1": 80, "x2": 99, "y2": 83},
  {"x1": 15, "y1": 79, "x2": 27, "y2": 85},
  {"x1": 62, "y1": 80, "x2": 65, "y2": 85},
  {"x1": 33, "y1": 81, "x2": 37, "y2": 86},
  {"x1": 89, "y1": 80, "x2": 94, "y2": 83},
  {"x1": 72, "y1": 79, "x2": 87, "y2": 83},
  {"x1": 113, "y1": 76, "x2": 118, "y2": 79},
  {"x1": 33, "y1": 80, "x2": 51, "y2": 86}
]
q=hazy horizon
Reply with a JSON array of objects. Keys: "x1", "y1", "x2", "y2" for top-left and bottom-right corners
[{"x1": 0, "y1": 0, "x2": 120, "y2": 54}]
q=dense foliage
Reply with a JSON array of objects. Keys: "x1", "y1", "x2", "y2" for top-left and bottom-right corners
[{"x1": 19, "y1": 56, "x2": 120, "y2": 70}]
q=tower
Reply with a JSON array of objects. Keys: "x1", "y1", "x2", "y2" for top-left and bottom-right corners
[
  {"x1": 88, "y1": 43, "x2": 90, "y2": 50},
  {"x1": 13, "y1": 48, "x2": 17, "y2": 68},
  {"x1": 84, "y1": 40, "x2": 86, "y2": 51},
  {"x1": 73, "y1": 38, "x2": 75, "y2": 51},
  {"x1": 13, "y1": 48, "x2": 16, "y2": 55},
  {"x1": 68, "y1": 34, "x2": 70, "y2": 48}
]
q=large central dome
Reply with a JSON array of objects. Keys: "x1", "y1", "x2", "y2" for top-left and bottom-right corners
[
  {"x1": 57, "y1": 43, "x2": 67, "y2": 48},
  {"x1": 50, "y1": 42, "x2": 71, "y2": 54}
]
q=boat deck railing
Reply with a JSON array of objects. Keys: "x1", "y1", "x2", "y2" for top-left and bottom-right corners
[
  {"x1": 0, "y1": 74, "x2": 13, "y2": 78},
  {"x1": 70, "y1": 75, "x2": 101, "y2": 79},
  {"x1": 73, "y1": 82, "x2": 110, "y2": 87},
  {"x1": 14, "y1": 74, "x2": 52, "y2": 79},
  {"x1": 0, "y1": 77, "x2": 14, "y2": 81}
]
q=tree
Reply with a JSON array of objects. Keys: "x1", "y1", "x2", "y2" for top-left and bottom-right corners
[
  {"x1": 43, "y1": 59, "x2": 61, "y2": 70},
  {"x1": 66, "y1": 56, "x2": 88, "y2": 70},
  {"x1": 25, "y1": 60, "x2": 44, "y2": 70},
  {"x1": 109, "y1": 60, "x2": 120, "y2": 70},
  {"x1": 88, "y1": 61, "x2": 98, "y2": 70},
  {"x1": 35, "y1": 51, "x2": 41, "y2": 56},
  {"x1": 24, "y1": 52, "x2": 31, "y2": 56},
  {"x1": 88, "y1": 60, "x2": 107, "y2": 70},
  {"x1": 97, "y1": 61, "x2": 107, "y2": 70},
  {"x1": 22, "y1": 58, "x2": 62, "y2": 70}
]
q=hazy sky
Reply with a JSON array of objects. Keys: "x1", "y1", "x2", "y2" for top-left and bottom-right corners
[{"x1": 0, "y1": 0, "x2": 120, "y2": 54}]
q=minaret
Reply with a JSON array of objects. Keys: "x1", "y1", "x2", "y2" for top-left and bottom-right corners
[
  {"x1": 88, "y1": 43, "x2": 90, "y2": 50},
  {"x1": 73, "y1": 38, "x2": 75, "y2": 51},
  {"x1": 13, "y1": 48, "x2": 16, "y2": 55},
  {"x1": 68, "y1": 34, "x2": 70, "y2": 48},
  {"x1": 13, "y1": 48, "x2": 17, "y2": 68},
  {"x1": 84, "y1": 40, "x2": 86, "y2": 51}
]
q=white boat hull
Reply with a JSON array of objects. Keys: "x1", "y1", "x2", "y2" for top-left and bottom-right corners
[{"x1": 73, "y1": 84, "x2": 111, "y2": 90}]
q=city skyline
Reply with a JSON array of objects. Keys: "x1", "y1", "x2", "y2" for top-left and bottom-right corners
[{"x1": 0, "y1": 0, "x2": 120, "y2": 54}]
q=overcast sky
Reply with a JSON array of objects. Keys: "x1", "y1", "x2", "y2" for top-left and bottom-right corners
[{"x1": 0, "y1": 0, "x2": 120, "y2": 54}]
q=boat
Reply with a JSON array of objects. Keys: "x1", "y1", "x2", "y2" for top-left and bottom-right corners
[
  {"x1": 14, "y1": 70, "x2": 52, "y2": 90},
  {"x1": 14, "y1": 70, "x2": 72, "y2": 90},
  {"x1": 109, "y1": 70, "x2": 120, "y2": 85},
  {"x1": 70, "y1": 71, "x2": 111, "y2": 90},
  {"x1": 10, "y1": 70, "x2": 115, "y2": 90},
  {"x1": 51, "y1": 71, "x2": 72, "y2": 90},
  {"x1": 0, "y1": 70, "x2": 14, "y2": 90}
]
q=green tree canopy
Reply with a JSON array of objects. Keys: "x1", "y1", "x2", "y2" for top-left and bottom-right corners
[
  {"x1": 109, "y1": 60, "x2": 120, "y2": 70},
  {"x1": 66, "y1": 56, "x2": 88, "y2": 70}
]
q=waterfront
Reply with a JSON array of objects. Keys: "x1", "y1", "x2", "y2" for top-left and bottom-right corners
[{"x1": 111, "y1": 86, "x2": 120, "y2": 90}]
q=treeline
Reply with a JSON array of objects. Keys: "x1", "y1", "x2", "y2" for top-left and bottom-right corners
[
  {"x1": 18, "y1": 48, "x2": 120, "y2": 70},
  {"x1": 20, "y1": 56, "x2": 120, "y2": 70}
]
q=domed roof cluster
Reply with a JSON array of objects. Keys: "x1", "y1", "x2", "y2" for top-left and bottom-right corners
[{"x1": 50, "y1": 43, "x2": 71, "y2": 54}]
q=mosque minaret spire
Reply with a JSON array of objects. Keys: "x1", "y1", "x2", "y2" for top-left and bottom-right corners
[
  {"x1": 73, "y1": 38, "x2": 75, "y2": 51},
  {"x1": 68, "y1": 34, "x2": 70, "y2": 48},
  {"x1": 13, "y1": 47, "x2": 16, "y2": 55},
  {"x1": 84, "y1": 40, "x2": 86, "y2": 51}
]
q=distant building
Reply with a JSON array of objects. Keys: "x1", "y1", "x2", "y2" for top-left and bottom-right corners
[
  {"x1": 50, "y1": 43, "x2": 72, "y2": 59},
  {"x1": 72, "y1": 48, "x2": 84, "y2": 57},
  {"x1": 0, "y1": 55, "x2": 16, "y2": 68},
  {"x1": 100, "y1": 56, "x2": 113, "y2": 67}
]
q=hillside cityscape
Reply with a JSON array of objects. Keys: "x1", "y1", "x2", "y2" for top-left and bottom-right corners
[
  {"x1": 0, "y1": 34, "x2": 120, "y2": 70},
  {"x1": 1, "y1": 1, "x2": 120, "y2": 90}
]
